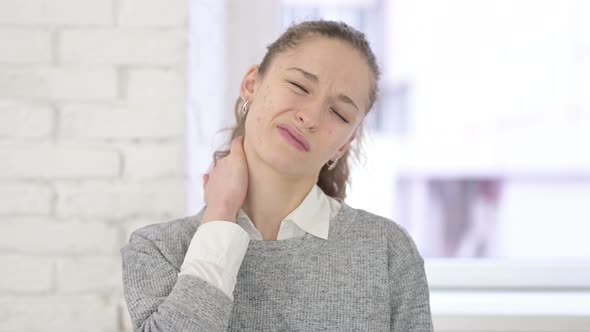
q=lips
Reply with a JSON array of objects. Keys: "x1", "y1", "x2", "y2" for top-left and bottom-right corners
[{"x1": 277, "y1": 124, "x2": 310, "y2": 151}]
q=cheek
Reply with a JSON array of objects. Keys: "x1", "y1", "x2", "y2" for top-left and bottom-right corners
[
  {"x1": 256, "y1": 86, "x2": 278, "y2": 115},
  {"x1": 247, "y1": 92, "x2": 274, "y2": 143},
  {"x1": 320, "y1": 129, "x2": 343, "y2": 155},
  {"x1": 325, "y1": 128, "x2": 354, "y2": 152},
  {"x1": 246, "y1": 113, "x2": 264, "y2": 142}
]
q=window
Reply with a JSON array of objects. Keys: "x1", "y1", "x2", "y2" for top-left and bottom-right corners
[{"x1": 281, "y1": 0, "x2": 590, "y2": 284}]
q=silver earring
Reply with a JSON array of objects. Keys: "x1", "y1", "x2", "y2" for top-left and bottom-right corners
[
  {"x1": 326, "y1": 157, "x2": 339, "y2": 171},
  {"x1": 241, "y1": 99, "x2": 249, "y2": 115}
]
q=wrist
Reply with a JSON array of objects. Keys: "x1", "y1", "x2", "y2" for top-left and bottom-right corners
[{"x1": 202, "y1": 206, "x2": 238, "y2": 224}]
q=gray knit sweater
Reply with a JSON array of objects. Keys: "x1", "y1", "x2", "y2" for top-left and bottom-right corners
[{"x1": 121, "y1": 202, "x2": 433, "y2": 331}]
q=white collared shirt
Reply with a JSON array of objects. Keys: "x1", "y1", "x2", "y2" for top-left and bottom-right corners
[{"x1": 180, "y1": 184, "x2": 341, "y2": 299}]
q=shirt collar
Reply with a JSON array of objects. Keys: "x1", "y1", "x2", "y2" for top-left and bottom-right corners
[
  {"x1": 236, "y1": 184, "x2": 332, "y2": 240},
  {"x1": 283, "y1": 184, "x2": 331, "y2": 240}
]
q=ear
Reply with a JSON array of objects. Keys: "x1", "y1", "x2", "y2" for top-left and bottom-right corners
[{"x1": 240, "y1": 65, "x2": 259, "y2": 102}]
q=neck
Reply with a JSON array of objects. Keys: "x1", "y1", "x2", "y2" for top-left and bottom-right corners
[{"x1": 242, "y1": 151, "x2": 316, "y2": 241}]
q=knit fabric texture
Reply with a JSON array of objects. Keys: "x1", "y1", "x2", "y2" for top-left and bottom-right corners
[{"x1": 121, "y1": 202, "x2": 433, "y2": 331}]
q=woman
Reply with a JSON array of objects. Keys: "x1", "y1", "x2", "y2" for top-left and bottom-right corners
[{"x1": 121, "y1": 20, "x2": 433, "y2": 331}]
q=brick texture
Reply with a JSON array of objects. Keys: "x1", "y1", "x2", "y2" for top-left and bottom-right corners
[{"x1": 0, "y1": 0, "x2": 189, "y2": 330}]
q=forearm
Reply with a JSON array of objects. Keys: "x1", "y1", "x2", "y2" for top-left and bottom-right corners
[
  {"x1": 132, "y1": 274, "x2": 234, "y2": 332},
  {"x1": 179, "y1": 220, "x2": 250, "y2": 300},
  {"x1": 121, "y1": 243, "x2": 235, "y2": 332}
]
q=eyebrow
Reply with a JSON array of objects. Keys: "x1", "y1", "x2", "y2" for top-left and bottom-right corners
[{"x1": 287, "y1": 67, "x2": 360, "y2": 112}]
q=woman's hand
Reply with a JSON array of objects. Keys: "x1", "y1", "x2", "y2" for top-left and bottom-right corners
[{"x1": 201, "y1": 136, "x2": 249, "y2": 224}]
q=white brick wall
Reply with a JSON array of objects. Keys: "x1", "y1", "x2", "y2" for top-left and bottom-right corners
[
  {"x1": 118, "y1": 143, "x2": 185, "y2": 179},
  {"x1": 0, "y1": 0, "x2": 189, "y2": 330},
  {"x1": 0, "y1": 145, "x2": 121, "y2": 178},
  {"x1": 0, "y1": 255, "x2": 53, "y2": 293},
  {"x1": 56, "y1": 256, "x2": 122, "y2": 293},
  {"x1": 60, "y1": 102, "x2": 185, "y2": 139},
  {"x1": 60, "y1": 29, "x2": 186, "y2": 65},
  {"x1": 0, "y1": 219, "x2": 120, "y2": 254},
  {"x1": 0, "y1": 0, "x2": 113, "y2": 26},
  {"x1": 0, "y1": 29, "x2": 52, "y2": 64},
  {"x1": 0, "y1": 101, "x2": 53, "y2": 138},
  {"x1": 0, "y1": 296, "x2": 119, "y2": 331},
  {"x1": 0, "y1": 67, "x2": 118, "y2": 100},
  {"x1": 118, "y1": 0, "x2": 188, "y2": 27},
  {"x1": 55, "y1": 180, "x2": 186, "y2": 219},
  {"x1": 0, "y1": 183, "x2": 52, "y2": 215},
  {"x1": 127, "y1": 68, "x2": 186, "y2": 101}
]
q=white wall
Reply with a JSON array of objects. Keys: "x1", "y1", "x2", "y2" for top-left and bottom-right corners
[{"x1": 0, "y1": 0, "x2": 189, "y2": 330}]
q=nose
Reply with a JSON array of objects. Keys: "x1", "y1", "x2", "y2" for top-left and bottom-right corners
[{"x1": 296, "y1": 106, "x2": 321, "y2": 130}]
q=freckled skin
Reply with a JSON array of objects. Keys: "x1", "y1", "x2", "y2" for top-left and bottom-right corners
[{"x1": 242, "y1": 37, "x2": 373, "y2": 178}]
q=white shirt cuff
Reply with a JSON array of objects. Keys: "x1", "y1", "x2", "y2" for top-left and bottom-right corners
[{"x1": 180, "y1": 221, "x2": 250, "y2": 299}]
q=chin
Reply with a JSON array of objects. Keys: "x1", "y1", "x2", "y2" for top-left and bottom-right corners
[
  {"x1": 268, "y1": 154, "x2": 300, "y2": 173},
  {"x1": 266, "y1": 150, "x2": 311, "y2": 177},
  {"x1": 250, "y1": 132, "x2": 313, "y2": 176}
]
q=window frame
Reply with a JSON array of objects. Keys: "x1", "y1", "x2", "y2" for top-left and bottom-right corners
[{"x1": 426, "y1": 258, "x2": 590, "y2": 290}]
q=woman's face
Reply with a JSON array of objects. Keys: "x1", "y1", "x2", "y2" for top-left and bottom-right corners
[{"x1": 241, "y1": 36, "x2": 373, "y2": 178}]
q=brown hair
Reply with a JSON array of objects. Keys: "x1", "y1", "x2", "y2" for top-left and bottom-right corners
[{"x1": 213, "y1": 20, "x2": 381, "y2": 200}]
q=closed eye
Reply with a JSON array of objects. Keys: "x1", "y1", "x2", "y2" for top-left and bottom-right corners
[
  {"x1": 331, "y1": 108, "x2": 349, "y2": 123},
  {"x1": 287, "y1": 81, "x2": 309, "y2": 94}
]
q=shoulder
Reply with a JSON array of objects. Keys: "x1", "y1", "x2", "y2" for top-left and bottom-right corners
[
  {"x1": 348, "y1": 205, "x2": 424, "y2": 265},
  {"x1": 121, "y1": 208, "x2": 205, "y2": 269}
]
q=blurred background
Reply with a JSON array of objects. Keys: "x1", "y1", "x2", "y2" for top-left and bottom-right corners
[{"x1": 1, "y1": 0, "x2": 589, "y2": 331}]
